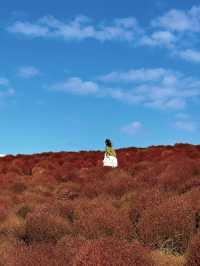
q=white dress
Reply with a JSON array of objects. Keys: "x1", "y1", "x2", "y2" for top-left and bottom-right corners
[{"x1": 103, "y1": 154, "x2": 118, "y2": 168}]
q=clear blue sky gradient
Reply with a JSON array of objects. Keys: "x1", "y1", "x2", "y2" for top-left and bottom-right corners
[{"x1": 0, "y1": 0, "x2": 200, "y2": 154}]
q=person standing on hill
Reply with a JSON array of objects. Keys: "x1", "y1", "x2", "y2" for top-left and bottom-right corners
[{"x1": 103, "y1": 139, "x2": 118, "y2": 168}]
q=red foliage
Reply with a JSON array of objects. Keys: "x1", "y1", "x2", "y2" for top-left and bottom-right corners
[
  {"x1": 100, "y1": 168, "x2": 138, "y2": 198},
  {"x1": 129, "y1": 187, "x2": 174, "y2": 226},
  {"x1": 0, "y1": 204, "x2": 8, "y2": 222},
  {"x1": 56, "y1": 167, "x2": 80, "y2": 183},
  {"x1": 77, "y1": 166, "x2": 111, "y2": 182},
  {"x1": 8, "y1": 159, "x2": 31, "y2": 175},
  {"x1": 33, "y1": 159, "x2": 60, "y2": 171},
  {"x1": 25, "y1": 206, "x2": 72, "y2": 243},
  {"x1": 0, "y1": 144, "x2": 200, "y2": 261},
  {"x1": 185, "y1": 232, "x2": 200, "y2": 266},
  {"x1": 136, "y1": 192, "x2": 199, "y2": 253},
  {"x1": 72, "y1": 196, "x2": 134, "y2": 241},
  {"x1": 31, "y1": 166, "x2": 57, "y2": 185},
  {"x1": 0, "y1": 172, "x2": 22, "y2": 189},
  {"x1": 73, "y1": 237, "x2": 155, "y2": 266},
  {"x1": 79, "y1": 168, "x2": 137, "y2": 199},
  {"x1": 5, "y1": 242, "x2": 72, "y2": 266},
  {"x1": 55, "y1": 182, "x2": 81, "y2": 200},
  {"x1": 56, "y1": 235, "x2": 86, "y2": 265},
  {"x1": 158, "y1": 158, "x2": 199, "y2": 191}
]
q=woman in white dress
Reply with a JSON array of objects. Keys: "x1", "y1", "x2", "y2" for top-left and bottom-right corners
[{"x1": 103, "y1": 139, "x2": 118, "y2": 168}]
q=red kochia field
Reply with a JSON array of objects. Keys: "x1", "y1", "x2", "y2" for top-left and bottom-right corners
[{"x1": 1, "y1": 143, "x2": 200, "y2": 265}]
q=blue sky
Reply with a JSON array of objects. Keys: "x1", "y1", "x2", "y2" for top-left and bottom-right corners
[{"x1": 1, "y1": 0, "x2": 200, "y2": 155}]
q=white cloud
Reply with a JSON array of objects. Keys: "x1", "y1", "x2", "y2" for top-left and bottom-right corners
[
  {"x1": 0, "y1": 77, "x2": 15, "y2": 101},
  {"x1": 7, "y1": 9, "x2": 200, "y2": 64},
  {"x1": 179, "y1": 49, "x2": 200, "y2": 63},
  {"x1": 17, "y1": 66, "x2": 40, "y2": 78},
  {"x1": 121, "y1": 121, "x2": 142, "y2": 135},
  {"x1": 8, "y1": 22, "x2": 49, "y2": 37},
  {"x1": 99, "y1": 68, "x2": 167, "y2": 83},
  {"x1": 99, "y1": 68, "x2": 200, "y2": 110},
  {"x1": 151, "y1": 6, "x2": 200, "y2": 32},
  {"x1": 144, "y1": 5, "x2": 200, "y2": 56},
  {"x1": 173, "y1": 120, "x2": 197, "y2": 132},
  {"x1": 50, "y1": 67, "x2": 200, "y2": 111},
  {"x1": 140, "y1": 30, "x2": 176, "y2": 47},
  {"x1": 172, "y1": 112, "x2": 198, "y2": 132},
  {"x1": 8, "y1": 15, "x2": 142, "y2": 42},
  {"x1": 50, "y1": 77, "x2": 99, "y2": 95}
]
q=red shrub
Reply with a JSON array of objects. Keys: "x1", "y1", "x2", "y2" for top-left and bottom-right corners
[
  {"x1": 56, "y1": 235, "x2": 86, "y2": 265},
  {"x1": 0, "y1": 162, "x2": 9, "y2": 174},
  {"x1": 16, "y1": 205, "x2": 33, "y2": 219},
  {"x1": 129, "y1": 187, "x2": 174, "y2": 226},
  {"x1": 55, "y1": 182, "x2": 81, "y2": 200},
  {"x1": 10, "y1": 182, "x2": 27, "y2": 194},
  {"x1": 33, "y1": 159, "x2": 60, "y2": 171},
  {"x1": 160, "y1": 149, "x2": 175, "y2": 160},
  {"x1": 177, "y1": 175, "x2": 200, "y2": 194},
  {"x1": 78, "y1": 168, "x2": 136, "y2": 199},
  {"x1": 100, "y1": 168, "x2": 137, "y2": 198},
  {"x1": 136, "y1": 192, "x2": 198, "y2": 253},
  {"x1": 80, "y1": 180, "x2": 105, "y2": 199},
  {"x1": 158, "y1": 159, "x2": 199, "y2": 191},
  {"x1": 56, "y1": 167, "x2": 80, "y2": 183},
  {"x1": 25, "y1": 207, "x2": 72, "y2": 243},
  {"x1": 77, "y1": 166, "x2": 111, "y2": 183},
  {"x1": 73, "y1": 237, "x2": 155, "y2": 266},
  {"x1": 185, "y1": 232, "x2": 200, "y2": 266},
  {"x1": 8, "y1": 159, "x2": 31, "y2": 175},
  {"x1": 0, "y1": 204, "x2": 8, "y2": 222},
  {"x1": 31, "y1": 166, "x2": 57, "y2": 185},
  {"x1": 131, "y1": 161, "x2": 156, "y2": 173},
  {"x1": 5, "y1": 242, "x2": 71, "y2": 266},
  {"x1": 0, "y1": 173, "x2": 21, "y2": 189},
  {"x1": 72, "y1": 196, "x2": 134, "y2": 241}
]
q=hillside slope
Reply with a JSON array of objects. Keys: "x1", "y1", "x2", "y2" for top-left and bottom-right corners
[{"x1": 0, "y1": 143, "x2": 200, "y2": 265}]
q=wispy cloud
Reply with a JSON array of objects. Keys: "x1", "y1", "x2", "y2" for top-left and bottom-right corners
[
  {"x1": 99, "y1": 68, "x2": 167, "y2": 83},
  {"x1": 50, "y1": 67, "x2": 200, "y2": 110},
  {"x1": 9, "y1": 22, "x2": 49, "y2": 37},
  {"x1": 142, "y1": 5, "x2": 200, "y2": 62},
  {"x1": 103, "y1": 69, "x2": 200, "y2": 110},
  {"x1": 178, "y1": 49, "x2": 200, "y2": 63},
  {"x1": 50, "y1": 77, "x2": 99, "y2": 95},
  {"x1": 140, "y1": 30, "x2": 176, "y2": 47},
  {"x1": 8, "y1": 15, "x2": 142, "y2": 42},
  {"x1": 99, "y1": 68, "x2": 187, "y2": 110},
  {"x1": 6, "y1": 6, "x2": 200, "y2": 67},
  {"x1": 172, "y1": 113, "x2": 198, "y2": 132},
  {"x1": 17, "y1": 66, "x2": 40, "y2": 78},
  {"x1": 139, "y1": 5, "x2": 200, "y2": 63},
  {"x1": 0, "y1": 77, "x2": 15, "y2": 99},
  {"x1": 173, "y1": 120, "x2": 197, "y2": 132},
  {"x1": 151, "y1": 6, "x2": 200, "y2": 32},
  {"x1": 7, "y1": 8, "x2": 200, "y2": 67},
  {"x1": 121, "y1": 121, "x2": 142, "y2": 135}
]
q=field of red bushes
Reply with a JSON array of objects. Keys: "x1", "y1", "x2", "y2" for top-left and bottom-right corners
[{"x1": 1, "y1": 143, "x2": 200, "y2": 265}]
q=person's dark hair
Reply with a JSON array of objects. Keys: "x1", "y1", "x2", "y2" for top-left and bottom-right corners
[{"x1": 105, "y1": 139, "x2": 112, "y2": 147}]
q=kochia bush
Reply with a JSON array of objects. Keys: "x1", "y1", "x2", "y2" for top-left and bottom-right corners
[{"x1": 73, "y1": 236, "x2": 155, "y2": 266}]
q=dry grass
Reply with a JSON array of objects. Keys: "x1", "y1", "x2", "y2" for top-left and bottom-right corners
[
  {"x1": 150, "y1": 250, "x2": 186, "y2": 266},
  {"x1": 0, "y1": 213, "x2": 26, "y2": 239}
]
